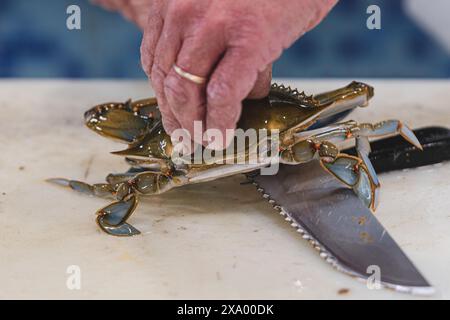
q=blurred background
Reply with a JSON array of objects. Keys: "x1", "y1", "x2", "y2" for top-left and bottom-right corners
[{"x1": 0, "y1": 0, "x2": 449, "y2": 78}]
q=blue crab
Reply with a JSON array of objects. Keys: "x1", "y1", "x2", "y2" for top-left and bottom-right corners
[{"x1": 49, "y1": 82, "x2": 422, "y2": 236}]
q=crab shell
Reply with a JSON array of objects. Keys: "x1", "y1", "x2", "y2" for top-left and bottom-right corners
[{"x1": 84, "y1": 81, "x2": 374, "y2": 163}]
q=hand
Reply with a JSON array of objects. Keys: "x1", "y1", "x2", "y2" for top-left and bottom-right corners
[{"x1": 97, "y1": 0, "x2": 337, "y2": 149}]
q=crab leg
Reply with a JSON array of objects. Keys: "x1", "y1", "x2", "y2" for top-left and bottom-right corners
[
  {"x1": 295, "y1": 120, "x2": 357, "y2": 144},
  {"x1": 97, "y1": 171, "x2": 183, "y2": 236},
  {"x1": 96, "y1": 194, "x2": 140, "y2": 236},
  {"x1": 321, "y1": 153, "x2": 380, "y2": 211},
  {"x1": 47, "y1": 166, "x2": 151, "y2": 200},
  {"x1": 106, "y1": 168, "x2": 151, "y2": 186},
  {"x1": 124, "y1": 157, "x2": 174, "y2": 174},
  {"x1": 46, "y1": 178, "x2": 117, "y2": 199},
  {"x1": 356, "y1": 120, "x2": 422, "y2": 148},
  {"x1": 280, "y1": 139, "x2": 380, "y2": 211},
  {"x1": 291, "y1": 119, "x2": 421, "y2": 201},
  {"x1": 47, "y1": 177, "x2": 142, "y2": 236},
  {"x1": 297, "y1": 120, "x2": 422, "y2": 150},
  {"x1": 48, "y1": 169, "x2": 183, "y2": 236}
]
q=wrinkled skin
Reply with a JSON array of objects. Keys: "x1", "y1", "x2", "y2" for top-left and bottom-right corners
[{"x1": 94, "y1": 0, "x2": 338, "y2": 148}]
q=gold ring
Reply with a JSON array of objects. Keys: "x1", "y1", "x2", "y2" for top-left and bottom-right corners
[{"x1": 173, "y1": 64, "x2": 206, "y2": 85}]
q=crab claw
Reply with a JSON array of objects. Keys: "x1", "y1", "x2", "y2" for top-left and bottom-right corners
[
  {"x1": 352, "y1": 165, "x2": 379, "y2": 211},
  {"x1": 96, "y1": 217, "x2": 141, "y2": 237},
  {"x1": 321, "y1": 154, "x2": 379, "y2": 211},
  {"x1": 398, "y1": 122, "x2": 423, "y2": 150},
  {"x1": 110, "y1": 122, "x2": 173, "y2": 159},
  {"x1": 95, "y1": 194, "x2": 141, "y2": 237},
  {"x1": 84, "y1": 99, "x2": 158, "y2": 144}
]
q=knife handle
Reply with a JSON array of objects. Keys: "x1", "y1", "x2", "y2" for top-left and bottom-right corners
[{"x1": 344, "y1": 126, "x2": 450, "y2": 173}]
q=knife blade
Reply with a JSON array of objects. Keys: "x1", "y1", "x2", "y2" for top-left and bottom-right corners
[{"x1": 249, "y1": 160, "x2": 435, "y2": 295}]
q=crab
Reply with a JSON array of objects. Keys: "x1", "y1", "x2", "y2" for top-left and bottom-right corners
[{"x1": 49, "y1": 81, "x2": 422, "y2": 236}]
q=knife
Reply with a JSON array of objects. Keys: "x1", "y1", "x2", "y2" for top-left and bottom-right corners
[
  {"x1": 345, "y1": 126, "x2": 450, "y2": 173},
  {"x1": 250, "y1": 161, "x2": 434, "y2": 295},
  {"x1": 247, "y1": 126, "x2": 450, "y2": 295}
]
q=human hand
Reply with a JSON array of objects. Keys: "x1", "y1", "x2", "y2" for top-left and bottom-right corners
[
  {"x1": 98, "y1": 0, "x2": 337, "y2": 149},
  {"x1": 141, "y1": 0, "x2": 337, "y2": 149}
]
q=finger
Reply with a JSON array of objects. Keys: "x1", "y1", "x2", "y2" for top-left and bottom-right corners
[
  {"x1": 150, "y1": 2, "x2": 185, "y2": 134},
  {"x1": 140, "y1": 1, "x2": 180, "y2": 132},
  {"x1": 164, "y1": 69, "x2": 206, "y2": 144},
  {"x1": 206, "y1": 48, "x2": 260, "y2": 150},
  {"x1": 140, "y1": 0, "x2": 165, "y2": 78},
  {"x1": 247, "y1": 63, "x2": 272, "y2": 99},
  {"x1": 164, "y1": 21, "x2": 225, "y2": 143}
]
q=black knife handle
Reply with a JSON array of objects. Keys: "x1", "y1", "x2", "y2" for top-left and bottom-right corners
[{"x1": 344, "y1": 126, "x2": 450, "y2": 173}]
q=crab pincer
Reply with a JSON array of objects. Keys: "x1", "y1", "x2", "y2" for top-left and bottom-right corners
[{"x1": 96, "y1": 194, "x2": 140, "y2": 236}]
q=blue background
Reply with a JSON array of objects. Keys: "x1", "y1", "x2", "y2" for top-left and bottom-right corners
[{"x1": 1, "y1": 0, "x2": 449, "y2": 78}]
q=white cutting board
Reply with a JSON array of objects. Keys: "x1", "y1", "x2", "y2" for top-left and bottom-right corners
[{"x1": 0, "y1": 79, "x2": 449, "y2": 299}]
